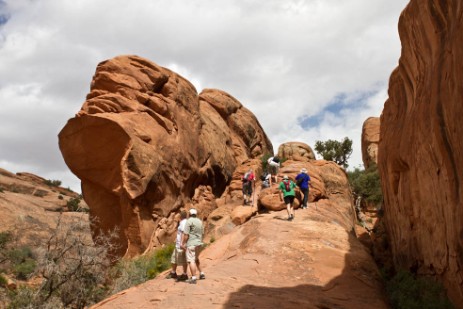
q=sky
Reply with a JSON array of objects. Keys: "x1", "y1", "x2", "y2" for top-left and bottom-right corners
[{"x1": 0, "y1": 0, "x2": 409, "y2": 193}]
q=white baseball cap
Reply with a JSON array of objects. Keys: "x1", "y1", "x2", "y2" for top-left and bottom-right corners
[{"x1": 189, "y1": 208, "x2": 197, "y2": 215}]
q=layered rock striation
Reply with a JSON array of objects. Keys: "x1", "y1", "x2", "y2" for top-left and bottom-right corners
[
  {"x1": 59, "y1": 55, "x2": 272, "y2": 257},
  {"x1": 379, "y1": 1, "x2": 463, "y2": 306}
]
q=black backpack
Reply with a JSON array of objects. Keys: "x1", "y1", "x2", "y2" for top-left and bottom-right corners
[
  {"x1": 260, "y1": 172, "x2": 268, "y2": 181},
  {"x1": 272, "y1": 156, "x2": 280, "y2": 163}
]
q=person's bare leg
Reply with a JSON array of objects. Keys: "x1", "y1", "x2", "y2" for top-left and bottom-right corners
[
  {"x1": 286, "y1": 203, "x2": 291, "y2": 218},
  {"x1": 189, "y1": 261, "x2": 197, "y2": 278},
  {"x1": 182, "y1": 263, "x2": 188, "y2": 274}
]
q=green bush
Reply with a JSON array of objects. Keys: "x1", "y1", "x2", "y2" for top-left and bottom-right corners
[
  {"x1": 110, "y1": 244, "x2": 174, "y2": 293},
  {"x1": 0, "y1": 232, "x2": 12, "y2": 249},
  {"x1": 347, "y1": 163, "x2": 383, "y2": 206},
  {"x1": 13, "y1": 259, "x2": 36, "y2": 280},
  {"x1": 6, "y1": 246, "x2": 36, "y2": 280},
  {"x1": 66, "y1": 197, "x2": 82, "y2": 211},
  {"x1": 44, "y1": 179, "x2": 62, "y2": 187},
  {"x1": 386, "y1": 270, "x2": 454, "y2": 309},
  {"x1": 146, "y1": 244, "x2": 174, "y2": 279},
  {"x1": 0, "y1": 273, "x2": 7, "y2": 287},
  {"x1": 0, "y1": 186, "x2": 4, "y2": 193}
]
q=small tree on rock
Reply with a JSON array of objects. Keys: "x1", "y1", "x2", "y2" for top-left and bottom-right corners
[{"x1": 314, "y1": 137, "x2": 353, "y2": 168}]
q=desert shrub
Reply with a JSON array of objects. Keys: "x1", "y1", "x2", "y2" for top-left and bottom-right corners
[
  {"x1": 66, "y1": 197, "x2": 82, "y2": 211},
  {"x1": 146, "y1": 244, "x2": 174, "y2": 279},
  {"x1": 13, "y1": 259, "x2": 36, "y2": 280},
  {"x1": 110, "y1": 244, "x2": 174, "y2": 294},
  {"x1": 0, "y1": 232, "x2": 12, "y2": 249},
  {"x1": 347, "y1": 163, "x2": 383, "y2": 206},
  {"x1": 6, "y1": 246, "x2": 36, "y2": 280},
  {"x1": 386, "y1": 270, "x2": 454, "y2": 309},
  {"x1": 33, "y1": 189, "x2": 48, "y2": 198},
  {"x1": 57, "y1": 195, "x2": 63, "y2": 200},
  {"x1": 44, "y1": 179, "x2": 62, "y2": 187},
  {"x1": 0, "y1": 273, "x2": 7, "y2": 287},
  {"x1": 0, "y1": 186, "x2": 4, "y2": 193},
  {"x1": 30, "y1": 216, "x2": 119, "y2": 308}
]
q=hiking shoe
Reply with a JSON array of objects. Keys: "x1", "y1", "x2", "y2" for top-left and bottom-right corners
[
  {"x1": 177, "y1": 274, "x2": 188, "y2": 281},
  {"x1": 166, "y1": 272, "x2": 178, "y2": 279},
  {"x1": 199, "y1": 273, "x2": 206, "y2": 280},
  {"x1": 188, "y1": 278, "x2": 197, "y2": 284}
]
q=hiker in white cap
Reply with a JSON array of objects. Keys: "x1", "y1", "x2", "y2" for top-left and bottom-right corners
[
  {"x1": 181, "y1": 208, "x2": 205, "y2": 284},
  {"x1": 295, "y1": 168, "x2": 311, "y2": 209}
]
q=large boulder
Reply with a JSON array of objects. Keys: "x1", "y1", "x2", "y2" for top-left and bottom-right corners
[
  {"x1": 59, "y1": 55, "x2": 273, "y2": 257},
  {"x1": 277, "y1": 141, "x2": 316, "y2": 162},
  {"x1": 378, "y1": 1, "x2": 463, "y2": 306}
]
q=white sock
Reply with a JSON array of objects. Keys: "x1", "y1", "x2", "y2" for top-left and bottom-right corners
[{"x1": 192, "y1": 276, "x2": 197, "y2": 280}]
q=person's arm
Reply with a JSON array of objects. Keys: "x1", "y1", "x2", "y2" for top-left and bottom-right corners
[
  {"x1": 181, "y1": 232, "x2": 189, "y2": 250},
  {"x1": 181, "y1": 221, "x2": 190, "y2": 249}
]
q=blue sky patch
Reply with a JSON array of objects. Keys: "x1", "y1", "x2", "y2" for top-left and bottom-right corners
[
  {"x1": 0, "y1": 0, "x2": 9, "y2": 27},
  {"x1": 298, "y1": 89, "x2": 379, "y2": 129}
]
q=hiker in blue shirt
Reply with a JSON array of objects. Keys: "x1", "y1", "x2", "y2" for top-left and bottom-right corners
[{"x1": 295, "y1": 168, "x2": 311, "y2": 209}]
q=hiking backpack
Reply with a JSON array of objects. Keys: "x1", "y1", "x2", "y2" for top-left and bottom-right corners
[
  {"x1": 260, "y1": 172, "x2": 268, "y2": 181},
  {"x1": 242, "y1": 172, "x2": 250, "y2": 183},
  {"x1": 283, "y1": 180, "x2": 291, "y2": 192}
]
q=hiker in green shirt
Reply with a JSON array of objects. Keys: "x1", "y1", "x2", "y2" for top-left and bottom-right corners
[
  {"x1": 181, "y1": 208, "x2": 205, "y2": 284},
  {"x1": 279, "y1": 175, "x2": 297, "y2": 221}
]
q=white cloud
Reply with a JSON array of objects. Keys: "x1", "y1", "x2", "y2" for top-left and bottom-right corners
[{"x1": 0, "y1": 0, "x2": 409, "y2": 192}]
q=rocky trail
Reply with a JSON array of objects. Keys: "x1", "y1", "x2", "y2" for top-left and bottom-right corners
[{"x1": 92, "y1": 201, "x2": 387, "y2": 309}]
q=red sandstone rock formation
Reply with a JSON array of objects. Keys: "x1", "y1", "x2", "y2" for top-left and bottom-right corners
[
  {"x1": 91, "y1": 157, "x2": 388, "y2": 309},
  {"x1": 361, "y1": 117, "x2": 379, "y2": 169},
  {"x1": 379, "y1": 1, "x2": 463, "y2": 306},
  {"x1": 59, "y1": 55, "x2": 273, "y2": 258}
]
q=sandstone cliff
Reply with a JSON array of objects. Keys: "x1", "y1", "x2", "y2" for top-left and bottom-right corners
[
  {"x1": 379, "y1": 0, "x2": 463, "y2": 306},
  {"x1": 58, "y1": 55, "x2": 273, "y2": 258}
]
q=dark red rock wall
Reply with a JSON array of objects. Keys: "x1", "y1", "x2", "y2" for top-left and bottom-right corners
[{"x1": 379, "y1": 1, "x2": 463, "y2": 306}]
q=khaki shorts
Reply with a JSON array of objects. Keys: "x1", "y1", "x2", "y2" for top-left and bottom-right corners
[
  {"x1": 170, "y1": 247, "x2": 187, "y2": 265},
  {"x1": 186, "y1": 245, "x2": 204, "y2": 263}
]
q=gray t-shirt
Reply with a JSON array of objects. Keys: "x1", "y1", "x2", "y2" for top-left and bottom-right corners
[{"x1": 184, "y1": 217, "x2": 203, "y2": 247}]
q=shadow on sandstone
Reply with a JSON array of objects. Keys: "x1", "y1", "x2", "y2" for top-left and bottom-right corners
[{"x1": 222, "y1": 229, "x2": 388, "y2": 309}]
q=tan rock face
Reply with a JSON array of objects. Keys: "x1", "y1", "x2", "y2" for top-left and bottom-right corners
[
  {"x1": 58, "y1": 55, "x2": 272, "y2": 257},
  {"x1": 379, "y1": 1, "x2": 463, "y2": 306},
  {"x1": 277, "y1": 141, "x2": 316, "y2": 162},
  {"x1": 361, "y1": 117, "x2": 379, "y2": 169}
]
